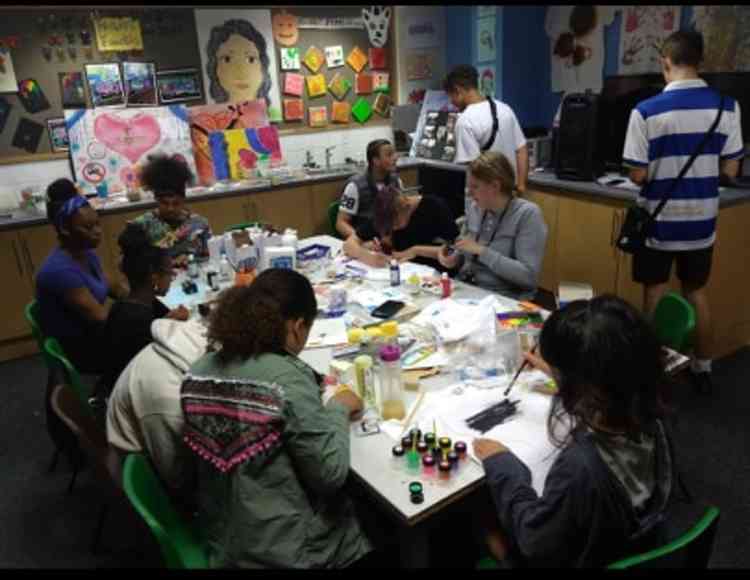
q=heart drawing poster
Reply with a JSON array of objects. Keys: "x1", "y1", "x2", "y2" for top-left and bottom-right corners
[{"x1": 64, "y1": 105, "x2": 196, "y2": 194}]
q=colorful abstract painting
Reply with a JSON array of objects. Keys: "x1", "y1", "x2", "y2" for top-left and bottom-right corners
[
  {"x1": 65, "y1": 105, "x2": 197, "y2": 194},
  {"x1": 284, "y1": 73, "x2": 304, "y2": 96},
  {"x1": 303, "y1": 46, "x2": 326, "y2": 73},
  {"x1": 373, "y1": 93, "x2": 391, "y2": 117},
  {"x1": 280, "y1": 47, "x2": 301, "y2": 70},
  {"x1": 84, "y1": 63, "x2": 124, "y2": 107},
  {"x1": 123, "y1": 62, "x2": 158, "y2": 106},
  {"x1": 325, "y1": 45, "x2": 344, "y2": 68},
  {"x1": 188, "y1": 100, "x2": 269, "y2": 185},
  {"x1": 619, "y1": 6, "x2": 681, "y2": 75},
  {"x1": 59, "y1": 72, "x2": 87, "y2": 108},
  {"x1": 368, "y1": 47, "x2": 387, "y2": 69},
  {"x1": 328, "y1": 73, "x2": 352, "y2": 100},
  {"x1": 208, "y1": 125, "x2": 284, "y2": 181},
  {"x1": 308, "y1": 106, "x2": 328, "y2": 128},
  {"x1": 331, "y1": 101, "x2": 350, "y2": 124},
  {"x1": 347, "y1": 46, "x2": 368, "y2": 73},
  {"x1": 306, "y1": 74, "x2": 327, "y2": 98},
  {"x1": 355, "y1": 73, "x2": 374, "y2": 94},
  {"x1": 17, "y1": 78, "x2": 51, "y2": 114},
  {"x1": 283, "y1": 98, "x2": 304, "y2": 121},
  {"x1": 46, "y1": 117, "x2": 69, "y2": 152}
]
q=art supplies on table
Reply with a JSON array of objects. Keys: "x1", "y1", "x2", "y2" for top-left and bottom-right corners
[
  {"x1": 307, "y1": 317, "x2": 349, "y2": 348},
  {"x1": 465, "y1": 398, "x2": 520, "y2": 433}
]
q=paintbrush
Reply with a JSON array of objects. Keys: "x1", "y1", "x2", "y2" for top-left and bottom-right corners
[{"x1": 503, "y1": 342, "x2": 537, "y2": 397}]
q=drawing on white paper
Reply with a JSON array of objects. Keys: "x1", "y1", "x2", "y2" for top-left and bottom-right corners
[{"x1": 618, "y1": 6, "x2": 681, "y2": 75}]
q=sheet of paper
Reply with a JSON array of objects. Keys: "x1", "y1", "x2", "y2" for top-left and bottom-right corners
[
  {"x1": 340, "y1": 257, "x2": 435, "y2": 281},
  {"x1": 306, "y1": 317, "x2": 349, "y2": 348},
  {"x1": 411, "y1": 295, "x2": 497, "y2": 343},
  {"x1": 299, "y1": 346, "x2": 332, "y2": 375},
  {"x1": 348, "y1": 287, "x2": 407, "y2": 311}
]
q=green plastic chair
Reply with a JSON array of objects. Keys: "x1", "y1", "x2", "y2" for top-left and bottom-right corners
[
  {"x1": 652, "y1": 291, "x2": 696, "y2": 352},
  {"x1": 608, "y1": 506, "x2": 720, "y2": 569},
  {"x1": 328, "y1": 200, "x2": 340, "y2": 238},
  {"x1": 43, "y1": 337, "x2": 92, "y2": 411},
  {"x1": 25, "y1": 300, "x2": 56, "y2": 371},
  {"x1": 122, "y1": 454, "x2": 209, "y2": 569}
]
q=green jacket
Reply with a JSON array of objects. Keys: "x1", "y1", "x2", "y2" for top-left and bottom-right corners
[{"x1": 187, "y1": 351, "x2": 372, "y2": 569}]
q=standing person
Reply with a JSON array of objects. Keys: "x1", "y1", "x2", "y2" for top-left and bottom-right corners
[
  {"x1": 336, "y1": 139, "x2": 404, "y2": 239},
  {"x1": 181, "y1": 269, "x2": 373, "y2": 568},
  {"x1": 134, "y1": 154, "x2": 211, "y2": 268},
  {"x1": 444, "y1": 65, "x2": 529, "y2": 192},
  {"x1": 622, "y1": 30, "x2": 744, "y2": 394}
]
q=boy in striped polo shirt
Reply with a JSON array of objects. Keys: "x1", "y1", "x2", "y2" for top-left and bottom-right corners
[{"x1": 623, "y1": 30, "x2": 744, "y2": 394}]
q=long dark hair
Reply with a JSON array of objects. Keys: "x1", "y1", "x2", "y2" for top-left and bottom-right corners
[
  {"x1": 208, "y1": 269, "x2": 317, "y2": 365},
  {"x1": 118, "y1": 222, "x2": 168, "y2": 289},
  {"x1": 540, "y1": 295, "x2": 670, "y2": 448},
  {"x1": 206, "y1": 19, "x2": 272, "y2": 106},
  {"x1": 365, "y1": 139, "x2": 396, "y2": 196}
]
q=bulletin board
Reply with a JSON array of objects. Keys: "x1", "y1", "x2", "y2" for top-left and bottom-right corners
[{"x1": 269, "y1": 6, "x2": 396, "y2": 133}]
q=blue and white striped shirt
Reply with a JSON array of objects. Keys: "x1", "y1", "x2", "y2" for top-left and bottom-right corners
[{"x1": 623, "y1": 79, "x2": 744, "y2": 251}]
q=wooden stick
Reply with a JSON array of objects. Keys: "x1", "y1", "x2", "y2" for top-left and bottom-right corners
[{"x1": 398, "y1": 391, "x2": 426, "y2": 439}]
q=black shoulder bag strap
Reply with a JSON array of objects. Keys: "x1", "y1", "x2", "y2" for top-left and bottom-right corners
[
  {"x1": 647, "y1": 96, "x2": 725, "y2": 222},
  {"x1": 481, "y1": 96, "x2": 499, "y2": 152}
]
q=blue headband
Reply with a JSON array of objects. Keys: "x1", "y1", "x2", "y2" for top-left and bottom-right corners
[{"x1": 54, "y1": 195, "x2": 90, "y2": 232}]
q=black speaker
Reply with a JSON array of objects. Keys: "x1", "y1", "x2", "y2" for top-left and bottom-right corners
[{"x1": 555, "y1": 92, "x2": 605, "y2": 181}]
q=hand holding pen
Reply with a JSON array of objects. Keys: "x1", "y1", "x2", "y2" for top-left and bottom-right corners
[{"x1": 503, "y1": 342, "x2": 542, "y2": 397}]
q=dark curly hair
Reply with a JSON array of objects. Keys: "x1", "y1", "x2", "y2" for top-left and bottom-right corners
[
  {"x1": 540, "y1": 295, "x2": 671, "y2": 448},
  {"x1": 208, "y1": 269, "x2": 317, "y2": 365},
  {"x1": 45, "y1": 178, "x2": 78, "y2": 226},
  {"x1": 140, "y1": 154, "x2": 194, "y2": 199},
  {"x1": 206, "y1": 19, "x2": 272, "y2": 105},
  {"x1": 118, "y1": 222, "x2": 169, "y2": 289}
]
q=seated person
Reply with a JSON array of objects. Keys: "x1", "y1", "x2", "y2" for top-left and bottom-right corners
[
  {"x1": 473, "y1": 295, "x2": 677, "y2": 567},
  {"x1": 133, "y1": 154, "x2": 211, "y2": 268},
  {"x1": 182, "y1": 269, "x2": 373, "y2": 568},
  {"x1": 438, "y1": 151, "x2": 547, "y2": 301},
  {"x1": 99, "y1": 223, "x2": 189, "y2": 397},
  {"x1": 343, "y1": 186, "x2": 459, "y2": 271},
  {"x1": 107, "y1": 317, "x2": 207, "y2": 503},
  {"x1": 36, "y1": 178, "x2": 125, "y2": 374},
  {"x1": 336, "y1": 139, "x2": 404, "y2": 239}
]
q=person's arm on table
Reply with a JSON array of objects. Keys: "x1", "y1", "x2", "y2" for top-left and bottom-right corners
[
  {"x1": 343, "y1": 232, "x2": 388, "y2": 268},
  {"x1": 336, "y1": 212, "x2": 357, "y2": 239}
]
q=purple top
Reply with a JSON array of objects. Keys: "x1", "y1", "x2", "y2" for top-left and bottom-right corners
[{"x1": 378, "y1": 344, "x2": 401, "y2": 362}]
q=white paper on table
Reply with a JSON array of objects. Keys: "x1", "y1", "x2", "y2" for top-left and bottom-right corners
[
  {"x1": 298, "y1": 346, "x2": 333, "y2": 375},
  {"x1": 302, "y1": 235, "x2": 343, "y2": 257},
  {"x1": 340, "y1": 258, "x2": 436, "y2": 281},
  {"x1": 402, "y1": 348, "x2": 450, "y2": 370},
  {"x1": 411, "y1": 295, "x2": 497, "y2": 343},
  {"x1": 306, "y1": 318, "x2": 349, "y2": 348},
  {"x1": 349, "y1": 287, "x2": 407, "y2": 311}
]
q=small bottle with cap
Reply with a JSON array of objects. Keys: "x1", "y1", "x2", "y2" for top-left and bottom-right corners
[
  {"x1": 391, "y1": 445, "x2": 405, "y2": 472},
  {"x1": 187, "y1": 253, "x2": 199, "y2": 279},
  {"x1": 390, "y1": 259, "x2": 400, "y2": 286},
  {"x1": 441, "y1": 272, "x2": 452, "y2": 298},
  {"x1": 380, "y1": 321, "x2": 399, "y2": 346},
  {"x1": 438, "y1": 459, "x2": 452, "y2": 485},
  {"x1": 422, "y1": 454, "x2": 436, "y2": 479}
]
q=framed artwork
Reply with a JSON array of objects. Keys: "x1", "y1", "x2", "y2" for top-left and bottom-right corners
[
  {"x1": 84, "y1": 63, "x2": 125, "y2": 107},
  {"x1": 12, "y1": 117, "x2": 44, "y2": 153},
  {"x1": 351, "y1": 97, "x2": 372, "y2": 124},
  {"x1": 306, "y1": 74, "x2": 327, "y2": 98},
  {"x1": 123, "y1": 61, "x2": 158, "y2": 106},
  {"x1": 46, "y1": 117, "x2": 69, "y2": 152},
  {"x1": 156, "y1": 68, "x2": 203, "y2": 104},
  {"x1": 331, "y1": 101, "x2": 350, "y2": 124},
  {"x1": 355, "y1": 73, "x2": 373, "y2": 95},
  {"x1": 308, "y1": 105, "x2": 328, "y2": 128},
  {"x1": 17, "y1": 78, "x2": 51, "y2": 114},
  {"x1": 373, "y1": 93, "x2": 392, "y2": 117},
  {"x1": 283, "y1": 73, "x2": 304, "y2": 97},
  {"x1": 283, "y1": 98, "x2": 304, "y2": 121},
  {"x1": 303, "y1": 46, "x2": 326, "y2": 73},
  {"x1": 325, "y1": 45, "x2": 344, "y2": 68},
  {"x1": 347, "y1": 46, "x2": 368, "y2": 73},
  {"x1": 280, "y1": 47, "x2": 301, "y2": 70},
  {"x1": 59, "y1": 72, "x2": 87, "y2": 108},
  {"x1": 328, "y1": 73, "x2": 352, "y2": 101},
  {"x1": 209, "y1": 126, "x2": 284, "y2": 181},
  {"x1": 368, "y1": 47, "x2": 387, "y2": 69},
  {"x1": 0, "y1": 47, "x2": 19, "y2": 93}
]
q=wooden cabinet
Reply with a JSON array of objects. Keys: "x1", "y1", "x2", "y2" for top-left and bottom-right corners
[
  {"x1": 400, "y1": 168, "x2": 419, "y2": 189},
  {"x1": 188, "y1": 194, "x2": 251, "y2": 234},
  {"x1": 524, "y1": 189, "x2": 560, "y2": 295},
  {"x1": 309, "y1": 179, "x2": 346, "y2": 235},
  {"x1": 99, "y1": 209, "x2": 145, "y2": 288},
  {"x1": 248, "y1": 185, "x2": 315, "y2": 238},
  {"x1": 0, "y1": 230, "x2": 35, "y2": 342},
  {"x1": 17, "y1": 224, "x2": 59, "y2": 282}
]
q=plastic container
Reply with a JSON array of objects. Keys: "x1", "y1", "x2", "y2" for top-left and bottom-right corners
[
  {"x1": 354, "y1": 355, "x2": 375, "y2": 405},
  {"x1": 438, "y1": 460, "x2": 452, "y2": 485},
  {"x1": 220, "y1": 255, "x2": 233, "y2": 281},
  {"x1": 187, "y1": 254, "x2": 199, "y2": 279},
  {"x1": 441, "y1": 272, "x2": 452, "y2": 298},
  {"x1": 391, "y1": 445, "x2": 405, "y2": 472},
  {"x1": 380, "y1": 321, "x2": 399, "y2": 346},
  {"x1": 390, "y1": 259, "x2": 400, "y2": 286},
  {"x1": 454, "y1": 441, "x2": 468, "y2": 461},
  {"x1": 282, "y1": 228, "x2": 299, "y2": 251},
  {"x1": 422, "y1": 454, "x2": 436, "y2": 479},
  {"x1": 378, "y1": 345, "x2": 405, "y2": 421},
  {"x1": 447, "y1": 451, "x2": 460, "y2": 471},
  {"x1": 348, "y1": 328, "x2": 365, "y2": 345},
  {"x1": 406, "y1": 449, "x2": 421, "y2": 475}
]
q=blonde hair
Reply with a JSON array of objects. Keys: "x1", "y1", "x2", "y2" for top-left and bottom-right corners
[{"x1": 468, "y1": 151, "x2": 516, "y2": 196}]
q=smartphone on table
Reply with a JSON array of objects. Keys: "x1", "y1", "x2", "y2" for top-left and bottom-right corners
[{"x1": 371, "y1": 300, "x2": 405, "y2": 319}]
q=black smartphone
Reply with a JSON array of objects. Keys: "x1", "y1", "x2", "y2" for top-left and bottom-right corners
[{"x1": 371, "y1": 300, "x2": 406, "y2": 319}]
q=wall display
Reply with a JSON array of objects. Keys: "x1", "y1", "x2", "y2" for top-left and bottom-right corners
[
  {"x1": 351, "y1": 97, "x2": 372, "y2": 124},
  {"x1": 208, "y1": 125, "x2": 283, "y2": 180},
  {"x1": 406, "y1": 53, "x2": 434, "y2": 80},
  {"x1": 0, "y1": 96, "x2": 11, "y2": 134},
  {"x1": 46, "y1": 117, "x2": 69, "y2": 152},
  {"x1": 195, "y1": 9, "x2": 283, "y2": 123},
  {"x1": 306, "y1": 74, "x2": 327, "y2": 98},
  {"x1": 298, "y1": 16, "x2": 364, "y2": 29},
  {"x1": 328, "y1": 73, "x2": 352, "y2": 100},
  {"x1": 84, "y1": 63, "x2": 125, "y2": 108},
  {"x1": 331, "y1": 100, "x2": 350, "y2": 124},
  {"x1": 308, "y1": 105, "x2": 328, "y2": 128},
  {"x1": 618, "y1": 6, "x2": 681, "y2": 75},
  {"x1": 59, "y1": 72, "x2": 87, "y2": 108},
  {"x1": 65, "y1": 106, "x2": 197, "y2": 194},
  {"x1": 189, "y1": 100, "x2": 269, "y2": 185},
  {"x1": 0, "y1": 47, "x2": 18, "y2": 93},
  {"x1": 12, "y1": 117, "x2": 44, "y2": 153},
  {"x1": 17, "y1": 78, "x2": 51, "y2": 114},
  {"x1": 415, "y1": 110, "x2": 458, "y2": 162},
  {"x1": 479, "y1": 65, "x2": 496, "y2": 98},
  {"x1": 123, "y1": 62, "x2": 158, "y2": 107},
  {"x1": 355, "y1": 73, "x2": 374, "y2": 94},
  {"x1": 368, "y1": 47, "x2": 387, "y2": 70},
  {"x1": 362, "y1": 6, "x2": 391, "y2": 48},
  {"x1": 405, "y1": 15, "x2": 439, "y2": 50},
  {"x1": 303, "y1": 46, "x2": 326, "y2": 73},
  {"x1": 346, "y1": 46, "x2": 368, "y2": 73},
  {"x1": 692, "y1": 6, "x2": 750, "y2": 72},
  {"x1": 325, "y1": 45, "x2": 345, "y2": 68},
  {"x1": 477, "y1": 16, "x2": 496, "y2": 63},
  {"x1": 280, "y1": 47, "x2": 301, "y2": 71},
  {"x1": 156, "y1": 68, "x2": 203, "y2": 105},
  {"x1": 283, "y1": 73, "x2": 305, "y2": 97},
  {"x1": 409, "y1": 90, "x2": 458, "y2": 157},
  {"x1": 373, "y1": 72, "x2": 389, "y2": 93},
  {"x1": 94, "y1": 16, "x2": 144, "y2": 52},
  {"x1": 272, "y1": 10, "x2": 299, "y2": 46},
  {"x1": 373, "y1": 92, "x2": 391, "y2": 117},
  {"x1": 283, "y1": 98, "x2": 304, "y2": 121}
]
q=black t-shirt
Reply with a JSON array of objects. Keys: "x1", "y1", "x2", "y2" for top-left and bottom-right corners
[
  {"x1": 100, "y1": 298, "x2": 170, "y2": 395},
  {"x1": 356, "y1": 195, "x2": 459, "y2": 271}
]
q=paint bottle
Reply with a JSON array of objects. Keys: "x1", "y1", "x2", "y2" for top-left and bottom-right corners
[
  {"x1": 438, "y1": 459, "x2": 452, "y2": 485},
  {"x1": 187, "y1": 253, "x2": 199, "y2": 279},
  {"x1": 441, "y1": 272, "x2": 452, "y2": 298},
  {"x1": 354, "y1": 355, "x2": 374, "y2": 403},
  {"x1": 422, "y1": 454, "x2": 436, "y2": 480},
  {"x1": 390, "y1": 259, "x2": 400, "y2": 286},
  {"x1": 391, "y1": 445, "x2": 405, "y2": 473},
  {"x1": 454, "y1": 441, "x2": 468, "y2": 461}
]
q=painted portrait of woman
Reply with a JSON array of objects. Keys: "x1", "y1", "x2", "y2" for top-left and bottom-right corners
[{"x1": 205, "y1": 19, "x2": 273, "y2": 106}]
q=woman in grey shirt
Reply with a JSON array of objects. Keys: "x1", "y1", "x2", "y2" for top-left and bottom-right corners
[{"x1": 438, "y1": 151, "x2": 548, "y2": 301}]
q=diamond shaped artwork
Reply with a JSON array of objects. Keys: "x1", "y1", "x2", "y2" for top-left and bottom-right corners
[
  {"x1": 280, "y1": 47, "x2": 301, "y2": 71},
  {"x1": 373, "y1": 92, "x2": 391, "y2": 117},
  {"x1": 355, "y1": 73, "x2": 373, "y2": 95},
  {"x1": 325, "y1": 45, "x2": 344, "y2": 68},
  {"x1": 368, "y1": 47, "x2": 387, "y2": 70},
  {"x1": 283, "y1": 73, "x2": 304, "y2": 96},
  {"x1": 327, "y1": 73, "x2": 352, "y2": 101},
  {"x1": 303, "y1": 46, "x2": 325, "y2": 73},
  {"x1": 373, "y1": 72, "x2": 390, "y2": 93},
  {"x1": 331, "y1": 101, "x2": 350, "y2": 124},
  {"x1": 308, "y1": 105, "x2": 328, "y2": 128},
  {"x1": 346, "y1": 46, "x2": 368, "y2": 73},
  {"x1": 284, "y1": 99, "x2": 304, "y2": 121},
  {"x1": 351, "y1": 97, "x2": 372, "y2": 124},
  {"x1": 306, "y1": 74, "x2": 327, "y2": 98}
]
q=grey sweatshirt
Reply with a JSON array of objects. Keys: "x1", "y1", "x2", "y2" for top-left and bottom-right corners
[{"x1": 457, "y1": 196, "x2": 548, "y2": 300}]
